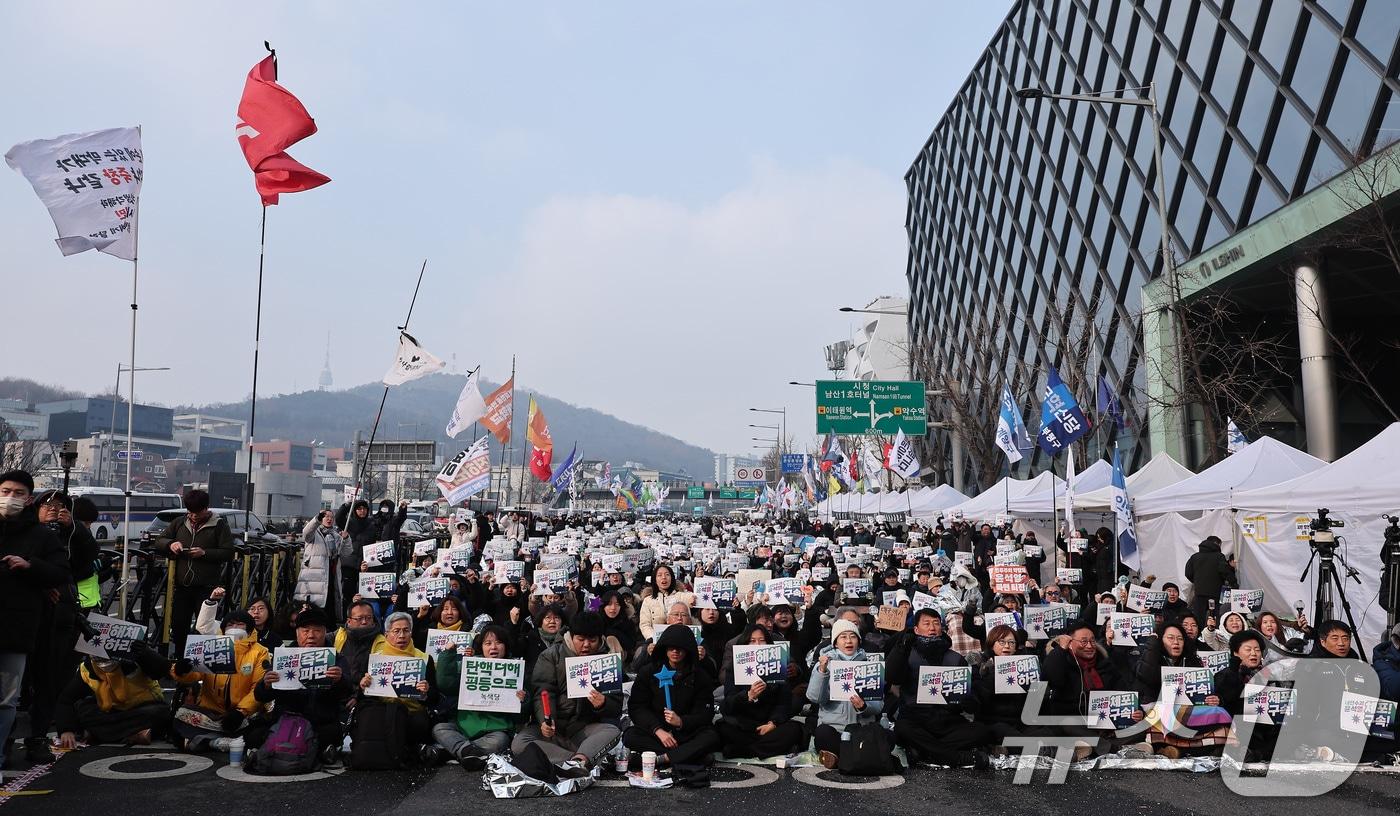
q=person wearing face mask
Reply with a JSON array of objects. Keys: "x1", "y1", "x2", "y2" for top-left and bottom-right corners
[
  {"x1": 335, "y1": 601, "x2": 385, "y2": 691},
  {"x1": 154, "y1": 489, "x2": 235, "y2": 655},
  {"x1": 170, "y1": 610, "x2": 270, "y2": 751},
  {"x1": 0, "y1": 470, "x2": 69, "y2": 768},
  {"x1": 887, "y1": 608, "x2": 993, "y2": 768},
  {"x1": 298, "y1": 509, "x2": 341, "y2": 611},
  {"x1": 54, "y1": 639, "x2": 172, "y2": 750}
]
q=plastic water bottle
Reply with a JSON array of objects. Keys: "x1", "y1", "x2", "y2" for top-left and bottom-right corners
[{"x1": 229, "y1": 737, "x2": 245, "y2": 766}]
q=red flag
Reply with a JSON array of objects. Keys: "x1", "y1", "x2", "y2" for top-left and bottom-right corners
[
  {"x1": 236, "y1": 53, "x2": 329, "y2": 205},
  {"x1": 526, "y1": 397, "x2": 553, "y2": 481}
]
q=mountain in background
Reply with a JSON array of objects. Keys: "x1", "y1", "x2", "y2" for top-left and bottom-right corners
[{"x1": 190, "y1": 374, "x2": 717, "y2": 479}]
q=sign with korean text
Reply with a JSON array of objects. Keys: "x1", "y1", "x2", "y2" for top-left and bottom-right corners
[
  {"x1": 1160, "y1": 666, "x2": 1213, "y2": 705},
  {"x1": 828, "y1": 660, "x2": 885, "y2": 702},
  {"x1": 1087, "y1": 691, "x2": 1138, "y2": 730},
  {"x1": 916, "y1": 665, "x2": 971, "y2": 705},
  {"x1": 425, "y1": 628, "x2": 473, "y2": 660},
  {"x1": 1109, "y1": 613, "x2": 1156, "y2": 647},
  {"x1": 358, "y1": 572, "x2": 396, "y2": 599},
  {"x1": 363, "y1": 540, "x2": 396, "y2": 568},
  {"x1": 271, "y1": 647, "x2": 336, "y2": 690},
  {"x1": 994, "y1": 654, "x2": 1040, "y2": 694},
  {"x1": 184, "y1": 635, "x2": 236, "y2": 674},
  {"x1": 458, "y1": 657, "x2": 525, "y2": 714},
  {"x1": 694, "y1": 577, "x2": 738, "y2": 609},
  {"x1": 1242, "y1": 685, "x2": 1296, "y2": 725},
  {"x1": 366, "y1": 654, "x2": 427, "y2": 700},
  {"x1": 75, "y1": 613, "x2": 147, "y2": 659},
  {"x1": 564, "y1": 653, "x2": 623, "y2": 698},
  {"x1": 733, "y1": 644, "x2": 787, "y2": 685},
  {"x1": 989, "y1": 565, "x2": 1028, "y2": 595},
  {"x1": 408, "y1": 577, "x2": 450, "y2": 608}
]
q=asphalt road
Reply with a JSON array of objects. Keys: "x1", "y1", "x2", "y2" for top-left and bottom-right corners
[{"x1": 8, "y1": 746, "x2": 1400, "y2": 816}]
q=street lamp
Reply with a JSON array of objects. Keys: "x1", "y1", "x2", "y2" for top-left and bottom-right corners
[
  {"x1": 1014, "y1": 82, "x2": 1181, "y2": 441},
  {"x1": 838, "y1": 306, "x2": 907, "y2": 316},
  {"x1": 106, "y1": 363, "x2": 168, "y2": 620},
  {"x1": 788, "y1": 381, "x2": 815, "y2": 387},
  {"x1": 749, "y1": 407, "x2": 787, "y2": 480},
  {"x1": 103, "y1": 365, "x2": 171, "y2": 488}
]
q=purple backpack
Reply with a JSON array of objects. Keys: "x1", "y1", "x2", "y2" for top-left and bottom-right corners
[{"x1": 247, "y1": 712, "x2": 318, "y2": 775}]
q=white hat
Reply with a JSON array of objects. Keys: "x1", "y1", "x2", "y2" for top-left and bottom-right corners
[{"x1": 831, "y1": 618, "x2": 860, "y2": 645}]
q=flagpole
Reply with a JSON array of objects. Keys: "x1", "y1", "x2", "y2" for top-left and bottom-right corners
[
  {"x1": 518, "y1": 396, "x2": 531, "y2": 506},
  {"x1": 350, "y1": 260, "x2": 427, "y2": 513},
  {"x1": 118, "y1": 202, "x2": 141, "y2": 619},
  {"x1": 498, "y1": 355, "x2": 516, "y2": 506},
  {"x1": 242, "y1": 206, "x2": 268, "y2": 534}
]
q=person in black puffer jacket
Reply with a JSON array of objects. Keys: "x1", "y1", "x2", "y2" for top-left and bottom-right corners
[
  {"x1": 717, "y1": 624, "x2": 806, "y2": 758},
  {"x1": 887, "y1": 608, "x2": 993, "y2": 767},
  {"x1": 623, "y1": 623, "x2": 721, "y2": 769},
  {"x1": 1184, "y1": 536, "x2": 1236, "y2": 622},
  {"x1": 973, "y1": 623, "x2": 1041, "y2": 740}
]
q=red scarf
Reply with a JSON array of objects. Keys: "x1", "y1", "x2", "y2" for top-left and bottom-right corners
[{"x1": 1075, "y1": 653, "x2": 1104, "y2": 691}]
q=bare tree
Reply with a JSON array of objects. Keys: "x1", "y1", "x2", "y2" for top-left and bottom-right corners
[{"x1": 0, "y1": 420, "x2": 48, "y2": 473}]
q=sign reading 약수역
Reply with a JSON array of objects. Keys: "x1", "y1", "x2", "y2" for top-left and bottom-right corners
[{"x1": 815, "y1": 380, "x2": 927, "y2": 435}]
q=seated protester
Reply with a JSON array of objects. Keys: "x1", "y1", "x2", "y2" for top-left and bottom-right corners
[
  {"x1": 719, "y1": 604, "x2": 774, "y2": 688},
  {"x1": 1302, "y1": 619, "x2": 1397, "y2": 761},
  {"x1": 1161, "y1": 583, "x2": 1190, "y2": 618},
  {"x1": 412, "y1": 596, "x2": 468, "y2": 651},
  {"x1": 357, "y1": 611, "x2": 441, "y2": 765},
  {"x1": 1132, "y1": 623, "x2": 1231, "y2": 759},
  {"x1": 717, "y1": 625, "x2": 806, "y2": 758},
  {"x1": 433, "y1": 624, "x2": 527, "y2": 770},
  {"x1": 632, "y1": 600, "x2": 694, "y2": 676},
  {"x1": 512, "y1": 612, "x2": 622, "y2": 770},
  {"x1": 624, "y1": 625, "x2": 721, "y2": 775},
  {"x1": 171, "y1": 610, "x2": 270, "y2": 750},
  {"x1": 194, "y1": 589, "x2": 287, "y2": 649},
  {"x1": 55, "y1": 640, "x2": 171, "y2": 749},
  {"x1": 696, "y1": 605, "x2": 744, "y2": 678},
  {"x1": 638, "y1": 564, "x2": 694, "y2": 641},
  {"x1": 248, "y1": 605, "x2": 352, "y2": 765},
  {"x1": 1212, "y1": 629, "x2": 1278, "y2": 762},
  {"x1": 599, "y1": 590, "x2": 642, "y2": 657},
  {"x1": 1204, "y1": 610, "x2": 1249, "y2": 653},
  {"x1": 1040, "y1": 621, "x2": 1141, "y2": 759},
  {"x1": 1375, "y1": 623, "x2": 1400, "y2": 707},
  {"x1": 805, "y1": 619, "x2": 884, "y2": 770},
  {"x1": 973, "y1": 624, "x2": 1039, "y2": 740},
  {"x1": 336, "y1": 601, "x2": 386, "y2": 689},
  {"x1": 523, "y1": 604, "x2": 569, "y2": 668},
  {"x1": 887, "y1": 608, "x2": 993, "y2": 768},
  {"x1": 767, "y1": 602, "x2": 810, "y2": 688},
  {"x1": 1255, "y1": 611, "x2": 1294, "y2": 665}
]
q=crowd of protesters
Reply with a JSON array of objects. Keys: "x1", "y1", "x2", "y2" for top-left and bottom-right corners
[{"x1": 4, "y1": 466, "x2": 1399, "y2": 788}]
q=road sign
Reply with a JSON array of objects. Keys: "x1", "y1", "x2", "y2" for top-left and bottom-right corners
[
  {"x1": 780, "y1": 453, "x2": 805, "y2": 474},
  {"x1": 115, "y1": 450, "x2": 143, "y2": 461},
  {"x1": 738, "y1": 488, "x2": 757, "y2": 500},
  {"x1": 719, "y1": 487, "x2": 737, "y2": 499},
  {"x1": 686, "y1": 486, "x2": 705, "y2": 499},
  {"x1": 815, "y1": 379, "x2": 927, "y2": 435},
  {"x1": 733, "y1": 466, "x2": 767, "y2": 486}
]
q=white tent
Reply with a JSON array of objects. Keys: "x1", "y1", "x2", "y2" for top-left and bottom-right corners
[
  {"x1": 1076, "y1": 452, "x2": 1195, "y2": 511},
  {"x1": 907, "y1": 484, "x2": 973, "y2": 520},
  {"x1": 1223, "y1": 422, "x2": 1400, "y2": 650},
  {"x1": 1006, "y1": 459, "x2": 1113, "y2": 515},
  {"x1": 1133, "y1": 436, "x2": 1325, "y2": 516},
  {"x1": 944, "y1": 470, "x2": 1064, "y2": 522}
]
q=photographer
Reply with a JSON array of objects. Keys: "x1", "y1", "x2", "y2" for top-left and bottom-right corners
[
  {"x1": 0, "y1": 470, "x2": 69, "y2": 769},
  {"x1": 154, "y1": 490, "x2": 235, "y2": 654}
]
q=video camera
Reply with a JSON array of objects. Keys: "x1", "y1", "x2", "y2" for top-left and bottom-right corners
[{"x1": 1309, "y1": 508, "x2": 1343, "y2": 555}]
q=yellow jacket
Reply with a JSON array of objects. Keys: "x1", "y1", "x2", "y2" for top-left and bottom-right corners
[
  {"x1": 172, "y1": 635, "x2": 270, "y2": 717},
  {"x1": 368, "y1": 640, "x2": 430, "y2": 713},
  {"x1": 82, "y1": 662, "x2": 164, "y2": 712}
]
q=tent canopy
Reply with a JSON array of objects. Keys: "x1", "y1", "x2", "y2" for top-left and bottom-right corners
[
  {"x1": 945, "y1": 470, "x2": 1064, "y2": 521},
  {"x1": 1229, "y1": 422, "x2": 1400, "y2": 513},
  {"x1": 1076, "y1": 452, "x2": 1194, "y2": 511},
  {"x1": 908, "y1": 484, "x2": 973, "y2": 520},
  {"x1": 1006, "y1": 459, "x2": 1113, "y2": 515},
  {"x1": 1133, "y1": 435, "x2": 1324, "y2": 516}
]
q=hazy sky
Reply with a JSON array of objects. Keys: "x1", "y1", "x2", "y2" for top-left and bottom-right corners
[{"x1": 2, "y1": 1, "x2": 1010, "y2": 455}]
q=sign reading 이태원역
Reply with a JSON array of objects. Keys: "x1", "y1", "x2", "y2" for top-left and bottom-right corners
[{"x1": 815, "y1": 380, "x2": 927, "y2": 435}]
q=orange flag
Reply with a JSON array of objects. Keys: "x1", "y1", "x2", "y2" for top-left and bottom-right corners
[
  {"x1": 526, "y1": 396, "x2": 553, "y2": 481},
  {"x1": 480, "y1": 378, "x2": 514, "y2": 444}
]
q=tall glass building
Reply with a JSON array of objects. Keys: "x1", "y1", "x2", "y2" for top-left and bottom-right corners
[{"x1": 905, "y1": 0, "x2": 1400, "y2": 490}]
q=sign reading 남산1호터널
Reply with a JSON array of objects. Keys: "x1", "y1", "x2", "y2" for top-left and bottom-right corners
[{"x1": 815, "y1": 380, "x2": 927, "y2": 435}]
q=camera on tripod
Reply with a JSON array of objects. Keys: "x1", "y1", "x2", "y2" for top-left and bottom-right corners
[{"x1": 1309, "y1": 508, "x2": 1344, "y2": 553}]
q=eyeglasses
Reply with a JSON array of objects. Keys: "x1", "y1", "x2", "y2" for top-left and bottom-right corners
[
  {"x1": 347, "y1": 615, "x2": 375, "y2": 623},
  {"x1": 387, "y1": 627, "x2": 412, "y2": 636}
]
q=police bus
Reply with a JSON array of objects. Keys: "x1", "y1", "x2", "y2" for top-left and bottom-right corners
[{"x1": 70, "y1": 487, "x2": 183, "y2": 542}]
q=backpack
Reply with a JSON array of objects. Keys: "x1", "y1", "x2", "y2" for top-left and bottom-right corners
[
  {"x1": 348, "y1": 702, "x2": 408, "y2": 770},
  {"x1": 838, "y1": 722, "x2": 896, "y2": 776},
  {"x1": 246, "y1": 713, "x2": 318, "y2": 776}
]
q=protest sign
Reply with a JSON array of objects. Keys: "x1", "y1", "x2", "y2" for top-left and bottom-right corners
[
  {"x1": 984, "y1": 612, "x2": 1018, "y2": 631},
  {"x1": 441, "y1": 547, "x2": 473, "y2": 573},
  {"x1": 1242, "y1": 685, "x2": 1296, "y2": 725},
  {"x1": 1108, "y1": 613, "x2": 1156, "y2": 647},
  {"x1": 911, "y1": 591, "x2": 937, "y2": 612},
  {"x1": 1341, "y1": 692, "x2": 1398, "y2": 739},
  {"x1": 541, "y1": 555, "x2": 580, "y2": 581},
  {"x1": 651, "y1": 624, "x2": 704, "y2": 645},
  {"x1": 1095, "y1": 603, "x2": 1116, "y2": 625},
  {"x1": 271, "y1": 647, "x2": 336, "y2": 690},
  {"x1": 994, "y1": 654, "x2": 1040, "y2": 694},
  {"x1": 1125, "y1": 585, "x2": 1167, "y2": 612},
  {"x1": 732, "y1": 644, "x2": 787, "y2": 685},
  {"x1": 1066, "y1": 537, "x2": 1088, "y2": 554},
  {"x1": 458, "y1": 657, "x2": 525, "y2": 714},
  {"x1": 600, "y1": 553, "x2": 625, "y2": 574},
  {"x1": 762, "y1": 577, "x2": 804, "y2": 606},
  {"x1": 533, "y1": 568, "x2": 569, "y2": 594},
  {"x1": 1228, "y1": 589, "x2": 1265, "y2": 615},
  {"x1": 916, "y1": 665, "x2": 971, "y2": 705},
  {"x1": 494, "y1": 560, "x2": 526, "y2": 584},
  {"x1": 413, "y1": 539, "x2": 436, "y2": 556},
  {"x1": 408, "y1": 577, "x2": 450, "y2": 608},
  {"x1": 1087, "y1": 691, "x2": 1139, "y2": 729},
  {"x1": 564, "y1": 653, "x2": 623, "y2": 698},
  {"x1": 989, "y1": 565, "x2": 1028, "y2": 594},
  {"x1": 811, "y1": 566, "x2": 832, "y2": 584},
  {"x1": 366, "y1": 654, "x2": 427, "y2": 700},
  {"x1": 363, "y1": 540, "x2": 396, "y2": 568},
  {"x1": 183, "y1": 635, "x2": 236, "y2": 674},
  {"x1": 75, "y1": 613, "x2": 148, "y2": 659},
  {"x1": 358, "y1": 572, "x2": 395, "y2": 599},
  {"x1": 954, "y1": 551, "x2": 974, "y2": 568},
  {"x1": 993, "y1": 552, "x2": 1023, "y2": 566},
  {"x1": 1057, "y1": 568, "x2": 1083, "y2": 585},
  {"x1": 1022, "y1": 604, "x2": 1068, "y2": 640},
  {"x1": 828, "y1": 660, "x2": 885, "y2": 702},
  {"x1": 1160, "y1": 666, "x2": 1213, "y2": 705},
  {"x1": 694, "y1": 577, "x2": 737, "y2": 609},
  {"x1": 425, "y1": 628, "x2": 473, "y2": 660},
  {"x1": 1198, "y1": 650, "x2": 1231, "y2": 674},
  {"x1": 841, "y1": 577, "x2": 872, "y2": 601},
  {"x1": 875, "y1": 605, "x2": 908, "y2": 632},
  {"x1": 736, "y1": 569, "x2": 771, "y2": 597}
]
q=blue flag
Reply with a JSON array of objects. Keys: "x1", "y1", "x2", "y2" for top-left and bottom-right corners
[
  {"x1": 1037, "y1": 366, "x2": 1090, "y2": 455},
  {"x1": 549, "y1": 443, "x2": 578, "y2": 492},
  {"x1": 1096, "y1": 374, "x2": 1125, "y2": 430},
  {"x1": 1111, "y1": 446, "x2": 1139, "y2": 571},
  {"x1": 994, "y1": 384, "x2": 1033, "y2": 464}
]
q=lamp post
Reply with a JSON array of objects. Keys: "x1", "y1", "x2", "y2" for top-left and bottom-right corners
[
  {"x1": 749, "y1": 407, "x2": 786, "y2": 482},
  {"x1": 106, "y1": 363, "x2": 169, "y2": 620},
  {"x1": 1014, "y1": 82, "x2": 1182, "y2": 449},
  {"x1": 837, "y1": 306, "x2": 907, "y2": 316},
  {"x1": 104, "y1": 365, "x2": 170, "y2": 488}
]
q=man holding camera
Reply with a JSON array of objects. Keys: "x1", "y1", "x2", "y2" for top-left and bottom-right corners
[{"x1": 0, "y1": 470, "x2": 70, "y2": 768}]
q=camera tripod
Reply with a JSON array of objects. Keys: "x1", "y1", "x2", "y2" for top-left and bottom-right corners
[
  {"x1": 1300, "y1": 509, "x2": 1363, "y2": 653},
  {"x1": 1382, "y1": 514, "x2": 1400, "y2": 632}
]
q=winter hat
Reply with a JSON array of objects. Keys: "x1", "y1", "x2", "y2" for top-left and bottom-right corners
[{"x1": 831, "y1": 618, "x2": 860, "y2": 645}]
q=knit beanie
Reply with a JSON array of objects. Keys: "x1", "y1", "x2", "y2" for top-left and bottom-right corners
[{"x1": 831, "y1": 618, "x2": 860, "y2": 646}]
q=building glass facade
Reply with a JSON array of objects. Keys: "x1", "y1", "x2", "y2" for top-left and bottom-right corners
[{"x1": 906, "y1": 0, "x2": 1400, "y2": 488}]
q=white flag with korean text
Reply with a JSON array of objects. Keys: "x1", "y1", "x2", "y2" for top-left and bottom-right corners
[
  {"x1": 889, "y1": 428, "x2": 921, "y2": 479},
  {"x1": 382, "y1": 331, "x2": 447, "y2": 386},
  {"x1": 6, "y1": 127, "x2": 143, "y2": 260}
]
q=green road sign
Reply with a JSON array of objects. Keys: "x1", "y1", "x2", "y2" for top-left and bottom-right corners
[
  {"x1": 686, "y1": 486, "x2": 705, "y2": 499},
  {"x1": 815, "y1": 379, "x2": 927, "y2": 435},
  {"x1": 738, "y1": 488, "x2": 757, "y2": 500},
  {"x1": 719, "y1": 487, "x2": 737, "y2": 499}
]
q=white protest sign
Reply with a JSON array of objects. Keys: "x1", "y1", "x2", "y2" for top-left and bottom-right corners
[
  {"x1": 271, "y1": 647, "x2": 337, "y2": 690},
  {"x1": 564, "y1": 653, "x2": 623, "y2": 697},
  {"x1": 916, "y1": 665, "x2": 971, "y2": 705},
  {"x1": 366, "y1": 654, "x2": 427, "y2": 699},
  {"x1": 363, "y1": 540, "x2": 396, "y2": 568},
  {"x1": 425, "y1": 628, "x2": 473, "y2": 660},
  {"x1": 75, "y1": 613, "x2": 147, "y2": 659},
  {"x1": 993, "y1": 654, "x2": 1040, "y2": 694},
  {"x1": 358, "y1": 572, "x2": 396, "y2": 599},
  {"x1": 183, "y1": 635, "x2": 236, "y2": 674},
  {"x1": 827, "y1": 660, "x2": 885, "y2": 702},
  {"x1": 732, "y1": 644, "x2": 787, "y2": 685},
  {"x1": 458, "y1": 657, "x2": 525, "y2": 714},
  {"x1": 1109, "y1": 613, "x2": 1156, "y2": 647},
  {"x1": 408, "y1": 577, "x2": 450, "y2": 608}
]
